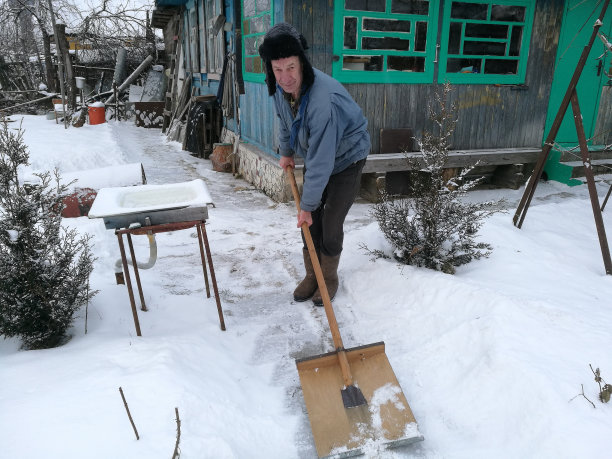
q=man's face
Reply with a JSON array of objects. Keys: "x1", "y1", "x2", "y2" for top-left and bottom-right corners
[{"x1": 271, "y1": 56, "x2": 303, "y2": 98}]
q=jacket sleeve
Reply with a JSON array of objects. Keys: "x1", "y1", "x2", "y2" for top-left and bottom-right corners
[{"x1": 300, "y1": 103, "x2": 339, "y2": 211}]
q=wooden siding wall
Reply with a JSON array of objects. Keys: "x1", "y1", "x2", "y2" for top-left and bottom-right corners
[
  {"x1": 241, "y1": 0, "x2": 566, "y2": 155},
  {"x1": 240, "y1": 82, "x2": 279, "y2": 153},
  {"x1": 595, "y1": 86, "x2": 612, "y2": 146}
]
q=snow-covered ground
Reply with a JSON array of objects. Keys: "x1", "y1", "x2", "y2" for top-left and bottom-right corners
[{"x1": 1, "y1": 115, "x2": 611, "y2": 458}]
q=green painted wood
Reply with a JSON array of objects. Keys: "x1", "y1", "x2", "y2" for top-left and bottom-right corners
[
  {"x1": 331, "y1": 0, "x2": 439, "y2": 84},
  {"x1": 544, "y1": 0, "x2": 612, "y2": 148},
  {"x1": 438, "y1": 0, "x2": 535, "y2": 84},
  {"x1": 241, "y1": 0, "x2": 274, "y2": 83}
]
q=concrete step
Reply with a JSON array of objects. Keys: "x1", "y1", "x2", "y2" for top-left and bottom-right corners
[
  {"x1": 562, "y1": 158, "x2": 612, "y2": 178},
  {"x1": 558, "y1": 149, "x2": 612, "y2": 162}
]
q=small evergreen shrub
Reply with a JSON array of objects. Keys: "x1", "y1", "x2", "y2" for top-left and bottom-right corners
[
  {"x1": 369, "y1": 83, "x2": 502, "y2": 274},
  {"x1": 0, "y1": 120, "x2": 96, "y2": 349}
]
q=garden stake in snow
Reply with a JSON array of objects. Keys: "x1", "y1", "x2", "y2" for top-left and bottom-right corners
[{"x1": 286, "y1": 168, "x2": 423, "y2": 458}]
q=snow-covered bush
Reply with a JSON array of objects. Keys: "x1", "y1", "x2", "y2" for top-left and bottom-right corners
[
  {"x1": 0, "y1": 120, "x2": 95, "y2": 349},
  {"x1": 370, "y1": 83, "x2": 501, "y2": 274}
]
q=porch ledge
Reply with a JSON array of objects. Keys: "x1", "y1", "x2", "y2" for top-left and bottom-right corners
[{"x1": 363, "y1": 147, "x2": 542, "y2": 174}]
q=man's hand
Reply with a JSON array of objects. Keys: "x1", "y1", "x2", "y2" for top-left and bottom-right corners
[
  {"x1": 297, "y1": 210, "x2": 312, "y2": 228},
  {"x1": 279, "y1": 155, "x2": 295, "y2": 170}
]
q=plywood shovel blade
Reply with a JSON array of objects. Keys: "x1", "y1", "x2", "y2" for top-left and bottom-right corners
[{"x1": 296, "y1": 342, "x2": 423, "y2": 458}]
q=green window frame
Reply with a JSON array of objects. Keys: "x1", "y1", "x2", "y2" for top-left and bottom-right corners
[
  {"x1": 241, "y1": 0, "x2": 273, "y2": 83},
  {"x1": 332, "y1": 0, "x2": 440, "y2": 84},
  {"x1": 438, "y1": 0, "x2": 535, "y2": 84}
]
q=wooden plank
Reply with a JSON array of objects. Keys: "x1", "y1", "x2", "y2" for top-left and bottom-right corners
[
  {"x1": 323, "y1": 0, "x2": 333, "y2": 74},
  {"x1": 380, "y1": 128, "x2": 415, "y2": 154},
  {"x1": 363, "y1": 147, "x2": 542, "y2": 174},
  {"x1": 296, "y1": 342, "x2": 387, "y2": 371},
  {"x1": 297, "y1": 342, "x2": 422, "y2": 458}
]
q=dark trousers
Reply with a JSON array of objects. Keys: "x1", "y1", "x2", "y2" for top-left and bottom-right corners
[{"x1": 302, "y1": 158, "x2": 366, "y2": 257}]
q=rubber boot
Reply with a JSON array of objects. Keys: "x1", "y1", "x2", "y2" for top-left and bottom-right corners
[
  {"x1": 293, "y1": 248, "x2": 318, "y2": 302},
  {"x1": 312, "y1": 254, "x2": 340, "y2": 306}
]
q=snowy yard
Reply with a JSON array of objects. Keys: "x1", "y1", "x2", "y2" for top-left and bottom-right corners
[{"x1": 1, "y1": 115, "x2": 611, "y2": 458}]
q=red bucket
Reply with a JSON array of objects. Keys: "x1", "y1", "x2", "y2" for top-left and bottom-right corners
[{"x1": 88, "y1": 105, "x2": 106, "y2": 125}]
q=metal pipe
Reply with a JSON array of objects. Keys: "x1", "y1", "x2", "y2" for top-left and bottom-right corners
[
  {"x1": 115, "y1": 233, "x2": 158, "y2": 275},
  {"x1": 105, "y1": 55, "x2": 154, "y2": 104}
]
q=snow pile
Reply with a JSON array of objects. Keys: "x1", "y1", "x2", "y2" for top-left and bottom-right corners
[{"x1": 0, "y1": 115, "x2": 611, "y2": 458}]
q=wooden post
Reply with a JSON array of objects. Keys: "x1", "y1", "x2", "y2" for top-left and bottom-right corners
[
  {"x1": 46, "y1": 0, "x2": 68, "y2": 129},
  {"x1": 570, "y1": 91, "x2": 612, "y2": 274},
  {"x1": 513, "y1": 0, "x2": 610, "y2": 228}
]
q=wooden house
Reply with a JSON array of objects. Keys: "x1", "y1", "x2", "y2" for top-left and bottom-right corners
[{"x1": 152, "y1": 0, "x2": 612, "y2": 200}]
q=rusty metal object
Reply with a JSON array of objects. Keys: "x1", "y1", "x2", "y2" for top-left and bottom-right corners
[
  {"x1": 601, "y1": 184, "x2": 612, "y2": 212},
  {"x1": 116, "y1": 231, "x2": 142, "y2": 337},
  {"x1": 116, "y1": 220, "x2": 199, "y2": 236},
  {"x1": 196, "y1": 223, "x2": 211, "y2": 298},
  {"x1": 570, "y1": 91, "x2": 612, "y2": 274},
  {"x1": 126, "y1": 233, "x2": 148, "y2": 312},
  {"x1": 115, "y1": 220, "x2": 226, "y2": 335},
  {"x1": 199, "y1": 222, "x2": 226, "y2": 331},
  {"x1": 513, "y1": 0, "x2": 610, "y2": 229}
]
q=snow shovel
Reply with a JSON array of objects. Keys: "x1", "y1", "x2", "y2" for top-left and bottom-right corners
[{"x1": 286, "y1": 168, "x2": 423, "y2": 458}]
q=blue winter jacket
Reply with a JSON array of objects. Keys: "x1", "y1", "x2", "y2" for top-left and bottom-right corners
[{"x1": 273, "y1": 68, "x2": 371, "y2": 211}]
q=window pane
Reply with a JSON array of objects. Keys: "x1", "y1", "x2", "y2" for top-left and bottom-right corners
[
  {"x1": 447, "y1": 57, "x2": 481, "y2": 73},
  {"x1": 343, "y1": 55, "x2": 383, "y2": 71},
  {"x1": 244, "y1": 0, "x2": 256, "y2": 17},
  {"x1": 465, "y1": 23, "x2": 508, "y2": 39},
  {"x1": 243, "y1": 19, "x2": 251, "y2": 34},
  {"x1": 363, "y1": 18, "x2": 411, "y2": 33},
  {"x1": 245, "y1": 56, "x2": 263, "y2": 73},
  {"x1": 451, "y1": 2, "x2": 488, "y2": 20},
  {"x1": 484, "y1": 58, "x2": 518, "y2": 74},
  {"x1": 256, "y1": 0, "x2": 270, "y2": 13},
  {"x1": 388, "y1": 55, "x2": 425, "y2": 72},
  {"x1": 344, "y1": 17, "x2": 357, "y2": 49},
  {"x1": 244, "y1": 35, "x2": 262, "y2": 55},
  {"x1": 345, "y1": 0, "x2": 385, "y2": 12},
  {"x1": 250, "y1": 14, "x2": 270, "y2": 33},
  {"x1": 363, "y1": 36, "x2": 411, "y2": 50},
  {"x1": 463, "y1": 40, "x2": 506, "y2": 55},
  {"x1": 491, "y1": 5, "x2": 525, "y2": 22},
  {"x1": 448, "y1": 22, "x2": 462, "y2": 54},
  {"x1": 391, "y1": 0, "x2": 429, "y2": 15},
  {"x1": 415, "y1": 21, "x2": 427, "y2": 51},
  {"x1": 509, "y1": 26, "x2": 523, "y2": 56}
]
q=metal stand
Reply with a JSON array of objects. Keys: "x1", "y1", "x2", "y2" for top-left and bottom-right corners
[
  {"x1": 115, "y1": 220, "x2": 226, "y2": 336},
  {"x1": 513, "y1": 0, "x2": 612, "y2": 275}
]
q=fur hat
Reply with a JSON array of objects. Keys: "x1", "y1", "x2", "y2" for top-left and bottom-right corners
[{"x1": 258, "y1": 23, "x2": 315, "y2": 96}]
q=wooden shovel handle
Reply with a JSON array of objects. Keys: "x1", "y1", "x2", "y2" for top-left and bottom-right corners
[{"x1": 286, "y1": 167, "x2": 355, "y2": 387}]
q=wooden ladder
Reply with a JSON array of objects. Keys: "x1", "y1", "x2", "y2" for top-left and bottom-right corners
[
  {"x1": 162, "y1": 17, "x2": 183, "y2": 133},
  {"x1": 161, "y1": 54, "x2": 175, "y2": 133}
]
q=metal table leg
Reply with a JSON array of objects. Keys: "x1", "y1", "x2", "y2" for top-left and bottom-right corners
[
  {"x1": 199, "y1": 222, "x2": 226, "y2": 331},
  {"x1": 116, "y1": 232, "x2": 142, "y2": 336},
  {"x1": 196, "y1": 223, "x2": 211, "y2": 297},
  {"x1": 126, "y1": 233, "x2": 148, "y2": 311}
]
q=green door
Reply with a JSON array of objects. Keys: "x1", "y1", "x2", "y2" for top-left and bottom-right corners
[{"x1": 544, "y1": 0, "x2": 612, "y2": 148}]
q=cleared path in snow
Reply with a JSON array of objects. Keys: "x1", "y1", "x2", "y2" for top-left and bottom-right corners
[{"x1": 108, "y1": 122, "x2": 381, "y2": 457}]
